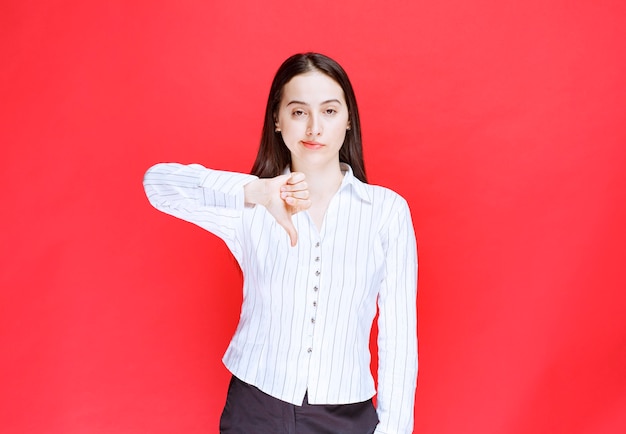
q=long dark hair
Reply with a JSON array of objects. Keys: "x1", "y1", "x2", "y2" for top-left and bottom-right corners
[{"x1": 250, "y1": 52, "x2": 367, "y2": 183}]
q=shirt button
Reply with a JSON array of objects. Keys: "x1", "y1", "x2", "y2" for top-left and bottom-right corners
[
  {"x1": 313, "y1": 286, "x2": 318, "y2": 292},
  {"x1": 311, "y1": 318, "x2": 315, "y2": 324},
  {"x1": 313, "y1": 301, "x2": 317, "y2": 307},
  {"x1": 315, "y1": 270, "x2": 320, "y2": 276},
  {"x1": 315, "y1": 257, "x2": 320, "y2": 262},
  {"x1": 307, "y1": 348, "x2": 312, "y2": 353},
  {"x1": 315, "y1": 242, "x2": 320, "y2": 248}
]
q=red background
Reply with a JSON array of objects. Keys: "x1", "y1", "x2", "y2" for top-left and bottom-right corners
[{"x1": 2, "y1": 1, "x2": 625, "y2": 433}]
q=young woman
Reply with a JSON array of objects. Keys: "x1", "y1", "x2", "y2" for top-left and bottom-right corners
[{"x1": 143, "y1": 52, "x2": 417, "y2": 434}]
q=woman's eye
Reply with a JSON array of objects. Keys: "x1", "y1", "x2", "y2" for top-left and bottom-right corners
[
  {"x1": 325, "y1": 108, "x2": 337, "y2": 115},
  {"x1": 292, "y1": 110, "x2": 306, "y2": 117}
]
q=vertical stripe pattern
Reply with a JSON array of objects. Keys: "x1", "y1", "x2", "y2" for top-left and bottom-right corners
[{"x1": 143, "y1": 162, "x2": 418, "y2": 433}]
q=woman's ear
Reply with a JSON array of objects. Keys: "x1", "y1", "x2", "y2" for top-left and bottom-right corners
[{"x1": 273, "y1": 115, "x2": 281, "y2": 132}]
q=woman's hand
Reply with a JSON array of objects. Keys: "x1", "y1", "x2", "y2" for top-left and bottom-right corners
[{"x1": 244, "y1": 172, "x2": 311, "y2": 246}]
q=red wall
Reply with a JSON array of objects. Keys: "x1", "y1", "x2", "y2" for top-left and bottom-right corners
[{"x1": 2, "y1": 1, "x2": 625, "y2": 433}]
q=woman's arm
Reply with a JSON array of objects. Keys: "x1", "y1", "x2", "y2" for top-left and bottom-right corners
[
  {"x1": 143, "y1": 163, "x2": 310, "y2": 247},
  {"x1": 375, "y1": 198, "x2": 418, "y2": 434},
  {"x1": 143, "y1": 162, "x2": 257, "y2": 240}
]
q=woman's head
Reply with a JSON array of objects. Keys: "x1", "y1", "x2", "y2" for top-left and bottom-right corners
[{"x1": 251, "y1": 52, "x2": 367, "y2": 183}]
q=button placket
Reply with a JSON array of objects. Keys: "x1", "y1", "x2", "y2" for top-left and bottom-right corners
[{"x1": 307, "y1": 239, "x2": 322, "y2": 355}]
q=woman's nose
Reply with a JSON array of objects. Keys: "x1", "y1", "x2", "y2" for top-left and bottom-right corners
[{"x1": 306, "y1": 115, "x2": 322, "y2": 136}]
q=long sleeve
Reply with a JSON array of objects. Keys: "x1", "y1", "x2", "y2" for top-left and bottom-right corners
[
  {"x1": 142, "y1": 162, "x2": 258, "y2": 260},
  {"x1": 375, "y1": 198, "x2": 418, "y2": 434}
]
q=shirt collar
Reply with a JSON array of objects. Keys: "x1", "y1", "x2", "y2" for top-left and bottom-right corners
[{"x1": 339, "y1": 163, "x2": 372, "y2": 203}]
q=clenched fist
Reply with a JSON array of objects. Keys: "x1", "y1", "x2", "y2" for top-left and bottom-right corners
[{"x1": 244, "y1": 172, "x2": 311, "y2": 246}]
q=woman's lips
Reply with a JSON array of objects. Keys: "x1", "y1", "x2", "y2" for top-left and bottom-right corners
[{"x1": 302, "y1": 141, "x2": 324, "y2": 150}]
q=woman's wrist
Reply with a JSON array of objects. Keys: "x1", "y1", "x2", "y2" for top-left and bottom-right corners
[{"x1": 244, "y1": 178, "x2": 269, "y2": 206}]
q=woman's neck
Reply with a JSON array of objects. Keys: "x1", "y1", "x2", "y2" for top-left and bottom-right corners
[
  {"x1": 291, "y1": 160, "x2": 344, "y2": 201},
  {"x1": 290, "y1": 160, "x2": 343, "y2": 231}
]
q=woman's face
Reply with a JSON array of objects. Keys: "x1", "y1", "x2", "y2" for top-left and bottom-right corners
[{"x1": 275, "y1": 71, "x2": 350, "y2": 170}]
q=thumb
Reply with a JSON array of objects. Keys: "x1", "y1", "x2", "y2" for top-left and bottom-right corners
[
  {"x1": 276, "y1": 214, "x2": 298, "y2": 247},
  {"x1": 284, "y1": 219, "x2": 298, "y2": 247}
]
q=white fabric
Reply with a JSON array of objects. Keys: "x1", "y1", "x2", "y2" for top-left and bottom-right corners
[{"x1": 143, "y1": 162, "x2": 418, "y2": 433}]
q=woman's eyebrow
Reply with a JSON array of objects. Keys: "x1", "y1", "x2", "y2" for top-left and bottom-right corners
[{"x1": 286, "y1": 99, "x2": 343, "y2": 107}]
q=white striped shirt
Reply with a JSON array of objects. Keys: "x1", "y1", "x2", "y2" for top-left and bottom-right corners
[{"x1": 143, "y1": 162, "x2": 418, "y2": 433}]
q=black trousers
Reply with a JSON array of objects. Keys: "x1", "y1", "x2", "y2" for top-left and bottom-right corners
[{"x1": 219, "y1": 376, "x2": 379, "y2": 434}]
